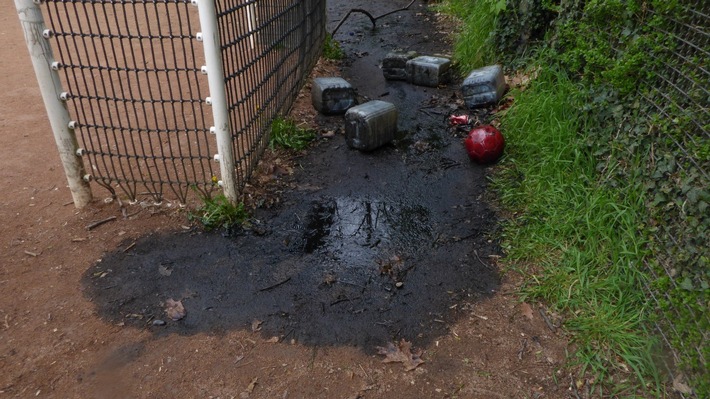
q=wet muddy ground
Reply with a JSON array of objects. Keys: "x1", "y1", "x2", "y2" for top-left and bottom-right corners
[{"x1": 83, "y1": 0, "x2": 500, "y2": 352}]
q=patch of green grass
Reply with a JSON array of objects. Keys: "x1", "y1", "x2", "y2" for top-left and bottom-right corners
[
  {"x1": 492, "y1": 66, "x2": 660, "y2": 394},
  {"x1": 323, "y1": 33, "x2": 344, "y2": 60},
  {"x1": 189, "y1": 193, "x2": 248, "y2": 231},
  {"x1": 434, "y1": 0, "x2": 497, "y2": 70},
  {"x1": 269, "y1": 117, "x2": 315, "y2": 151}
]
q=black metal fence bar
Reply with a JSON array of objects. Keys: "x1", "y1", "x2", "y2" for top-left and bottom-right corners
[
  {"x1": 216, "y1": 0, "x2": 325, "y2": 186},
  {"x1": 36, "y1": 0, "x2": 326, "y2": 204}
]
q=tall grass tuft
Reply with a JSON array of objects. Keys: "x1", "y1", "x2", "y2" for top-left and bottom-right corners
[
  {"x1": 269, "y1": 117, "x2": 315, "y2": 151},
  {"x1": 433, "y1": 0, "x2": 497, "y2": 70},
  {"x1": 492, "y1": 66, "x2": 659, "y2": 394},
  {"x1": 189, "y1": 192, "x2": 248, "y2": 231}
]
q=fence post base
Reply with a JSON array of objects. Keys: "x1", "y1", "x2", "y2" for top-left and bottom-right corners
[{"x1": 196, "y1": 0, "x2": 239, "y2": 204}]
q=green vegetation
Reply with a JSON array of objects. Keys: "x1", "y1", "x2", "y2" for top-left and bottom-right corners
[
  {"x1": 323, "y1": 33, "x2": 344, "y2": 60},
  {"x1": 493, "y1": 66, "x2": 658, "y2": 394},
  {"x1": 269, "y1": 116, "x2": 315, "y2": 151},
  {"x1": 439, "y1": 0, "x2": 708, "y2": 395},
  {"x1": 433, "y1": 0, "x2": 496, "y2": 70},
  {"x1": 434, "y1": 0, "x2": 553, "y2": 70},
  {"x1": 189, "y1": 193, "x2": 248, "y2": 231}
]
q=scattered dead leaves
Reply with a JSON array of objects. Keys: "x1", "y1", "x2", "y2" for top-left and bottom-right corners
[{"x1": 376, "y1": 339, "x2": 424, "y2": 371}]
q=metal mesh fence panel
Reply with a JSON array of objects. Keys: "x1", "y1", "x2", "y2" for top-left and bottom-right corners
[
  {"x1": 587, "y1": 1, "x2": 710, "y2": 394},
  {"x1": 495, "y1": 0, "x2": 708, "y2": 393},
  {"x1": 216, "y1": 0, "x2": 325, "y2": 186},
  {"x1": 41, "y1": 0, "x2": 214, "y2": 203},
  {"x1": 37, "y1": 0, "x2": 325, "y2": 204},
  {"x1": 638, "y1": 2, "x2": 709, "y2": 394}
]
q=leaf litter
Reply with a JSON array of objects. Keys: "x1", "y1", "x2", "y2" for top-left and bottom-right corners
[{"x1": 376, "y1": 339, "x2": 425, "y2": 371}]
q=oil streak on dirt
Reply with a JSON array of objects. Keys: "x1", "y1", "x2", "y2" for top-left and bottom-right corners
[{"x1": 83, "y1": 0, "x2": 500, "y2": 352}]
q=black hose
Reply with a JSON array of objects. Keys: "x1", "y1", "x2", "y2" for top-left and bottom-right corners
[{"x1": 331, "y1": 0, "x2": 417, "y2": 36}]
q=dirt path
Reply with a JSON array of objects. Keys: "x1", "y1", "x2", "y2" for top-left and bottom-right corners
[{"x1": 1, "y1": 1, "x2": 572, "y2": 398}]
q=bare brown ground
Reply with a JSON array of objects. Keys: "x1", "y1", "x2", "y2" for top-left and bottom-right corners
[{"x1": 0, "y1": 4, "x2": 576, "y2": 399}]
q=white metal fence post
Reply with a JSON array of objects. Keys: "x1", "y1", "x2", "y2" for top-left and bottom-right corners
[
  {"x1": 15, "y1": 0, "x2": 92, "y2": 208},
  {"x1": 195, "y1": 0, "x2": 239, "y2": 204}
]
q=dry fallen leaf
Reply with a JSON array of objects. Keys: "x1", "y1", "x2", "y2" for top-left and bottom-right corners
[
  {"x1": 164, "y1": 298, "x2": 186, "y2": 321},
  {"x1": 265, "y1": 336, "x2": 279, "y2": 343},
  {"x1": 672, "y1": 373, "x2": 693, "y2": 394},
  {"x1": 246, "y1": 377, "x2": 258, "y2": 393},
  {"x1": 376, "y1": 339, "x2": 425, "y2": 371},
  {"x1": 251, "y1": 319, "x2": 263, "y2": 332},
  {"x1": 158, "y1": 265, "x2": 172, "y2": 277},
  {"x1": 520, "y1": 302, "x2": 534, "y2": 320},
  {"x1": 239, "y1": 377, "x2": 259, "y2": 398}
]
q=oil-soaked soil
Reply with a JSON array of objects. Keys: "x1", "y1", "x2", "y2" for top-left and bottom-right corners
[{"x1": 82, "y1": 0, "x2": 501, "y2": 351}]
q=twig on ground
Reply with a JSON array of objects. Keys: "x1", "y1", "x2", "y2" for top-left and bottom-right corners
[
  {"x1": 358, "y1": 363, "x2": 373, "y2": 384},
  {"x1": 569, "y1": 374, "x2": 582, "y2": 399},
  {"x1": 330, "y1": 295, "x2": 361, "y2": 306},
  {"x1": 86, "y1": 216, "x2": 117, "y2": 230},
  {"x1": 124, "y1": 208, "x2": 142, "y2": 218},
  {"x1": 538, "y1": 307, "x2": 557, "y2": 332},
  {"x1": 517, "y1": 338, "x2": 528, "y2": 360},
  {"x1": 473, "y1": 250, "x2": 490, "y2": 269},
  {"x1": 234, "y1": 360, "x2": 254, "y2": 369},
  {"x1": 258, "y1": 277, "x2": 291, "y2": 292}
]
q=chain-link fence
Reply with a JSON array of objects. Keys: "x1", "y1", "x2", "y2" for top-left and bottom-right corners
[
  {"x1": 18, "y1": 0, "x2": 325, "y2": 204},
  {"x1": 489, "y1": 0, "x2": 708, "y2": 393},
  {"x1": 636, "y1": 2, "x2": 709, "y2": 395},
  {"x1": 217, "y1": 0, "x2": 324, "y2": 195}
]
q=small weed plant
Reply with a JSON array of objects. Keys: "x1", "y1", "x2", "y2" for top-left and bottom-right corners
[
  {"x1": 269, "y1": 116, "x2": 315, "y2": 151},
  {"x1": 323, "y1": 33, "x2": 344, "y2": 60},
  {"x1": 190, "y1": 193, "x2": 248, "y2": 231}
]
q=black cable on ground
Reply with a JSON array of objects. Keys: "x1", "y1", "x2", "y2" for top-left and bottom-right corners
[{"x1": 331, "y1": 0, "x2": 416, "y2": 35}]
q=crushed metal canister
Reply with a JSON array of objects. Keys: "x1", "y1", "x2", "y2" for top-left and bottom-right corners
[{"x1": 448, "y1": 114, "x2": 471, "y2": 126}]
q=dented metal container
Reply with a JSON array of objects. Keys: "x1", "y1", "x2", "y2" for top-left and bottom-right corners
[
  {"x1": 311, "y1": 77, "x2": 357, "y2": 115},
  {"x1": 461, "y1": 64, "x2": 506, "y2": 108},
  {"x1": 406, "y1": 56, "x2": 451, "y2": 87},
  {"x1": 345, "y1": 100, "x2": 398, "y2": 151},
  {"x1": 382, "y1": 50, "x2": 418, "y2": 81}
]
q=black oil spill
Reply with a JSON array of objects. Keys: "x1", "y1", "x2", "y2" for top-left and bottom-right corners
[{"x1": 82, "y1": 0, "x2": 502, "y2": 351}]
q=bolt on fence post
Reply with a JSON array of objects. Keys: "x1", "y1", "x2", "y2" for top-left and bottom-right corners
[
  {"x1": 15, "y1": 0, "x2": 92, "y2": 208},
  {"x1": 195, "y1": 0, "x2": 239, "y2": 204}
]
